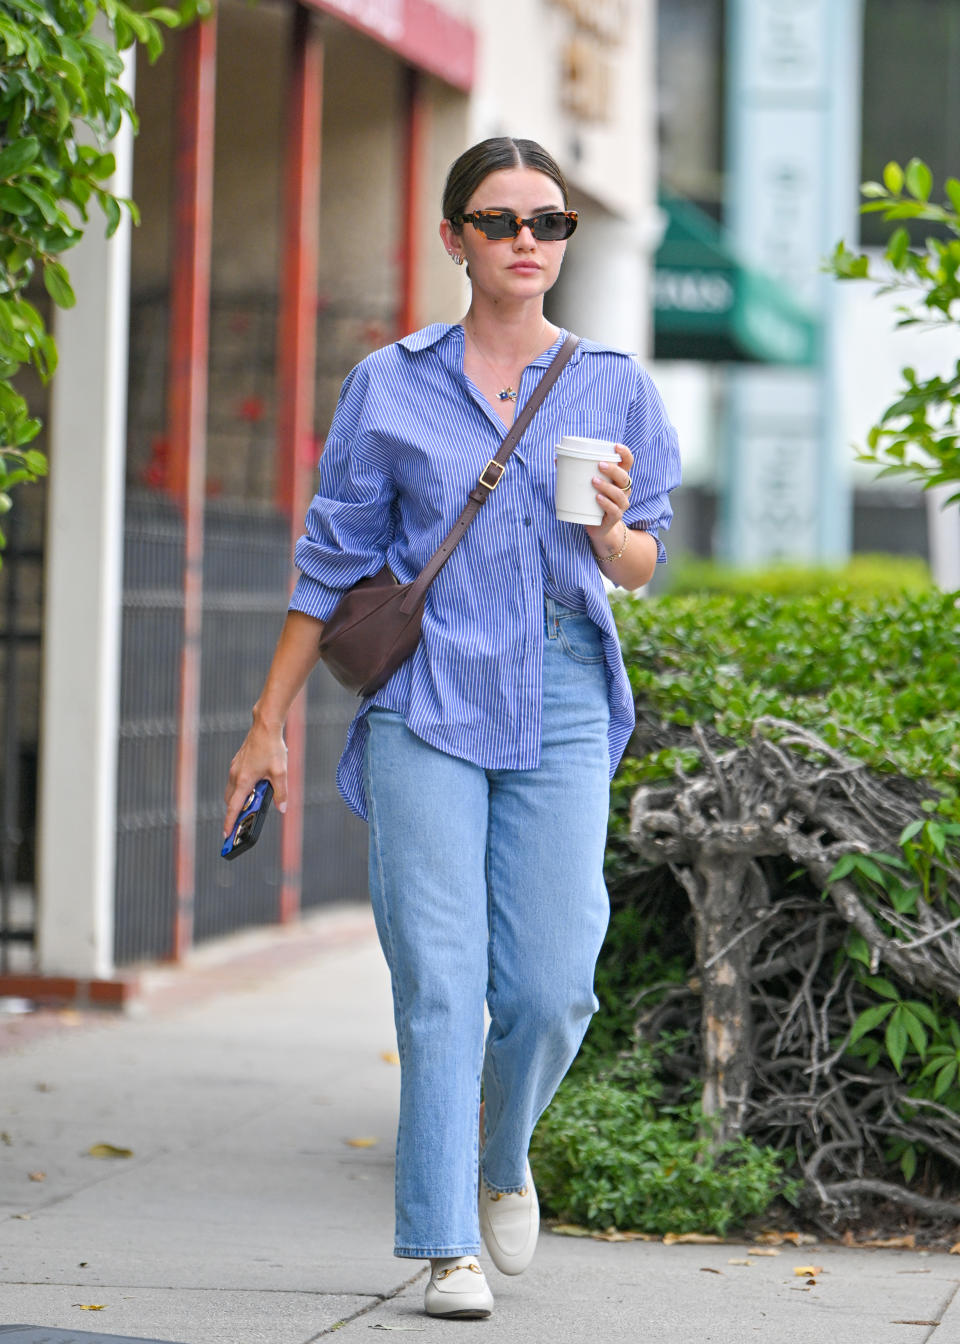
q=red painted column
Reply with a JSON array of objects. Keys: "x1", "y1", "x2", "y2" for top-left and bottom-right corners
[
  {"x1": 275, "y1": 4, "x2": 323, "y2": 924},
  {"x1": 168, "y1": 10, "x2": 217, "y2": 960},
  {"x1": 398, "y1": 65, "x2": 428, "y2": 338}
]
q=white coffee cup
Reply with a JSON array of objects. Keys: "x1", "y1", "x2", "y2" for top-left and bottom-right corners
[{"x1": 554, "y1": 436, "x2": 621, "y2": 525}]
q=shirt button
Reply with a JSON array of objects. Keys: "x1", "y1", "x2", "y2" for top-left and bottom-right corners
[{"x1": 523, "y1": 517, "x2": 532, "y2": 526}]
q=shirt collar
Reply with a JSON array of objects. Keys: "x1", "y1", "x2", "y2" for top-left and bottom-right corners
[{"x1": 397, "y1": 323, "x2": 592, "y2": 366}]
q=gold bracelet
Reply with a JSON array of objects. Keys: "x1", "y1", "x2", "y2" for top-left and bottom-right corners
[{"x1": 598, "y1": 520, "x2": 629, "y2": 564}]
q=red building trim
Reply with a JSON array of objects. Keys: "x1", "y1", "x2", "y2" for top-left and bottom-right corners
[
  {"x1": 300, "y1": 0, "x2": 475, "y2": 90},
  {"x1": 168, "y1": 12, "x2": 218, "y2": 961},
  {"x1": 398, "y1": 65, "x2": 428, "y2": 338},
  {"x1": 276, "y1": 5, "x2": 324, "y2": 923}
]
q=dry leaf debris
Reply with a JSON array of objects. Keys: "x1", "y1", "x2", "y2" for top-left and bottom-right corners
[
  {"x1": 345, "y1": 1137, "x2": 379, "y2": 1148},
  {"x1": 87, "y1": 1143, "x2": 134, "y2": 1159}
]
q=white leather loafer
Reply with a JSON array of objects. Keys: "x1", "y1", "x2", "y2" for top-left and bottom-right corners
[
  {"x1": 478, "y1": 1160, "x2": 540, "y2": 1275},
  {"x1": 424, "y1": 1256, "x2": 494, "y2": 1319}
]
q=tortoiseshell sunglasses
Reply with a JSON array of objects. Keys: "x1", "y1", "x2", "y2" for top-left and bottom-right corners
[{"x1": 451, "y1": 209, "x2": 579, "y2": 241}]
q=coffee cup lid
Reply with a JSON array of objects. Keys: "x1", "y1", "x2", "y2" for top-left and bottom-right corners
[{"x1": 555, "y1": 437, "x2": 621, "y2": 461}]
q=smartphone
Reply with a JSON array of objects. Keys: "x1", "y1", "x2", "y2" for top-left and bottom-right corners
[{"x1": 221, "y1": 779, "x2": 274, "y2": 860}]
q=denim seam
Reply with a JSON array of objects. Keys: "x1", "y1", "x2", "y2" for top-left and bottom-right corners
[
  {"x1": 556, "y1": 623, "x2": 605, "y2": 665},
  {"x1": 364, "y1": 721, "x2": 408, "y2": 1253},
  {"x1": 394, "y1": 1243, "x2": 482, "y2": 1259}
]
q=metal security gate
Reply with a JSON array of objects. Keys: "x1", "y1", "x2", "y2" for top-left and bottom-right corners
[
  {"x1": 114, "y1": 493, "x2": 366, "y2": 966},
  {"x1": 0, "y1": 505, "x2": 43, "y2": 975}
]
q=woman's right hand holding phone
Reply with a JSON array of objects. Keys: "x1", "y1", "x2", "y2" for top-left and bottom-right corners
[{"x1": 223, "y1": 713, "x2": 288, "y2": 841}]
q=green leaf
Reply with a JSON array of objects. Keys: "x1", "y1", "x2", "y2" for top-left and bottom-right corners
[
  {"x1": 900, "y1": 820, "x2": 925, "y2": 844},
  {"x1": 934, "y1": 1060, "x2": 958, "y2": 1099},
  {"x1": 42, "y1": 260, "x2": 75, "y2": 309},
  {"x1": 0, "y1": 136, "x2": 41, "y2": 179},
  {"x1": 887, "y1": 227, "x2": 910, "y2": 270},
  {"x1": 946, "y1": 177, "x2": 960, "y2": 216},
  {"x1": 882, "y1": 162, "x2": 904, "y2": 195},
  {"x1": 901, "y1": 1009, "x2": 928, "y2": 1059},
  {"x1": 905, "y1": 158, "x2": 933, "y2": 202},
  {"x1": 0, "y1": 186, "x2": 34, "y2": 214},
  {"x1": 900, "y1": 1145, "x2": 917, "y2": 1183},
  {"x1": 861, "y1": 975, "x2": 900, "y2": 1001},
  {"x1": 848, "y1": 1001, "x2": 895, "y2": 1045},
  {"x1": 885, "y1": 1008, "x2": 909, "y2": 1073},
  {"x1": 827, "y1": 854, "x2": 857, "y2": 883}
]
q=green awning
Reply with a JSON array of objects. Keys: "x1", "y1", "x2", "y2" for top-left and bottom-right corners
[{"x1": 654, "y1": 193, "x2": 819, "y2": 365}]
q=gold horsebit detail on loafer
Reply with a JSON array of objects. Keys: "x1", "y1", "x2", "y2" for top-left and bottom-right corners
[
  {"x1": 435, "y1": 1262, "x2": 484, "y2": 1281},
  {"x1": 487, "y1": 1186, "x2": 529, "y2": 1201}
]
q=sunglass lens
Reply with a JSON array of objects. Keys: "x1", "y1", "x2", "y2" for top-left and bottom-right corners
[
  {"x1": 531, "y1": 213, "x2": 565, "y2": 240},
  {"x1": 474, "y1": 211, "x2": 516, "y2": 239}
]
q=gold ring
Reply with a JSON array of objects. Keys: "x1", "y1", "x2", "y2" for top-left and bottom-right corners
[{"x1": 623, "y1": 474, "x2": 633, "y2": 493}]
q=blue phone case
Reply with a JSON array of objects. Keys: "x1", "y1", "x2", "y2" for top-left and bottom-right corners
[{"x1": 221, "y1": 779, "x2": 273, "y2": 860}]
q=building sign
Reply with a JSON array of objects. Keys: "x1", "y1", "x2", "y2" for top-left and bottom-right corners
[
  {"x1": 723, "y1": 0, "x2": 861, "y2": 564},
  {"x1": 546, "y1": 0, "x2": 629, "y2": 123}
]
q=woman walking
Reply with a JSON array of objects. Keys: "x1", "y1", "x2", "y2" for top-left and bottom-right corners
[{"x1": 224, "y1": 136, "x2": 680, "y2": 1319}]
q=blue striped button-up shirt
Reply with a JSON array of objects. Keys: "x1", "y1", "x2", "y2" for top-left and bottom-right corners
[{"x1": 290, "y1": 323, "x2": 681, "y2": 820}]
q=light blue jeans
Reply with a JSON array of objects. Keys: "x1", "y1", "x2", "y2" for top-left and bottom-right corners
[{"x1": 362, "y1": 597, "x2": 611, "y2": 1259}]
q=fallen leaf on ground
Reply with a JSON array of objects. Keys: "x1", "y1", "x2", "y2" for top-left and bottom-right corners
[
  {"x1": 864, "y1": 1235, "x2": 915, "y2": 1249},
  {"x1": 700, "y1": 1267, "x2": 724, "y2": 1275},
  {"x1": 727, "y1": 1258, "x2": 752, "y2": 1266},
  {"x1": 76, "y1": 1305, "x2": 106, "y2": 1311},
  {"x1": 590, "y1": 1228, "x2": 657, "y2": 1242},
  {"x1": 793, "y1": 1266, "x2": 824, "y2": 1277},
  {"x1": 35, "y1": 1082, "x2": 52, "y2": 1092},
  {"x1": 345, "y1": 1137, "x2": 379, "y2": 1148},
  {"x1": 380, "y1": 1051, "x2": 400, "y2": 1065},
  {"x1": 28, "y1": 1171, "x2": 45, "y2": 1182},
  {"x1": 58, "y1": 1009, "x2": 83, "y2": 1025},
  {"x1": 88, "y1": 1143, "x2": 133, "y2": 1159},
  {"x1": 782, "y1": 1231, "x2": 817, "y2": 1246},
  {"x1": 949, "y1": 1242, "x2": 960, "y2": 1255},
  {"x1": 1, "y1": 1131, "x2": 12, "y2": 1145},
  {"x1": 748, "y1": 1248, "x2": 781, "y2": 1257},
  {"x1": 891, "y1": 1322, "x2": 939, "y2": 1327},
  {"x1": 755, "y1": 1230, "x2": 785, "y2": 1245},
  {"x1": 551, "y1": 1223, "x2": 593, "y2": 1238},
  {"x1": 663, "y1": 1232, "x2": 724, "y2": 1245}
]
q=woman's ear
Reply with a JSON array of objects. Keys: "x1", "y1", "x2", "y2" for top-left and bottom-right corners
[{"x1": 439, "y1": 218, "x2": 463, "y2": 265}]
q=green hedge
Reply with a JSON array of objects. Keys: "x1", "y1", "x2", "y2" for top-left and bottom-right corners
[{"x1": 532, "y1": 560, "x2": 960, "y2": 1235}]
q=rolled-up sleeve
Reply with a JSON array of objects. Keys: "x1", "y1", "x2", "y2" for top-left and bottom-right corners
[
  {"x1": 289, "y1": 367, "x2": 396, "y2": 621},
  {"x1": 622, "y1": 364, "x2": 681, "y2": 563}
]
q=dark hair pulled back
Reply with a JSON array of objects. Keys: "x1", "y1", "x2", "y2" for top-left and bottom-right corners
[{"x1": 442, "y1": 137, "x2": 569, "y2": 230}]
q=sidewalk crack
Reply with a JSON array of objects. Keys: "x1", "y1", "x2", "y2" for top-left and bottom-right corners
[
  {"x1": 305, "y1": 1267, "x2": 427, "y2": 1340},
  {"x1": 925, "y1": 1277, "x2": 960, "y2": 1344}
]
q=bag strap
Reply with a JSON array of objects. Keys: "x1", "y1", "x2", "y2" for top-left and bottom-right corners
[{"x1": 400, "y1": 332, "x2": 580, "y2": 612}]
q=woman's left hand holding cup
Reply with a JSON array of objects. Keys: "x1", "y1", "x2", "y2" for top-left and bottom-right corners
[{"x1": 584, "y1": 442, "x2": 634, "y2": 553}]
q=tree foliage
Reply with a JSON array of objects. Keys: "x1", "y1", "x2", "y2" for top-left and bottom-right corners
[
  {"x1": 0, "y1": 0, "x2": 206, "y2": 553},
  {"x1": 829, "y1": 158, "x2": 960, "y2": 502}
]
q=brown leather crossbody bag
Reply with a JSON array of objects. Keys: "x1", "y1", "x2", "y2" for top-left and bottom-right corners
[{"x1": 317, "y1": 333, "x2": 579, "y2": 697}]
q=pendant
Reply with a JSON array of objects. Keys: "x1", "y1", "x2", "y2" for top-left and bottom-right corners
[{"x1": 498, "y1": 386, "x2": 518, "y2": 402}]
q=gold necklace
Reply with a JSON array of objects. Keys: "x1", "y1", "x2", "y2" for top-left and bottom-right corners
[{"x1": 466, "y1": 324, "x2": 548, "y2": 403}]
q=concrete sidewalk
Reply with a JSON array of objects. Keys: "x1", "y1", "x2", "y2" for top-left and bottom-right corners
[{"x1": 1, "y1": 907, "x2": 958, "y2": 1344}]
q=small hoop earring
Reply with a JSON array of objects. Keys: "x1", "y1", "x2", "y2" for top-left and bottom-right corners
[{"x1": 451, "y1": 253, "x2": 464, "y2": 266}]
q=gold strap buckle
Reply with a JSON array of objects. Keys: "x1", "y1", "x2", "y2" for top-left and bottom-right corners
[{"x1": 479, "y1": 460, "x2": 504, "y2": 490}]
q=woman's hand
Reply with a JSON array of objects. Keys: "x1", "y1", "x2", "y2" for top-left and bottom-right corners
[
  {"x1": 223, "y1": 716, "x2": 288, "y2": 840},
  {"x1": 584, "y1": 442, "x2": 634, "y2": 553},
  {"x1": 583, "y1": 442, "x2": 658, "y2": 589}
]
